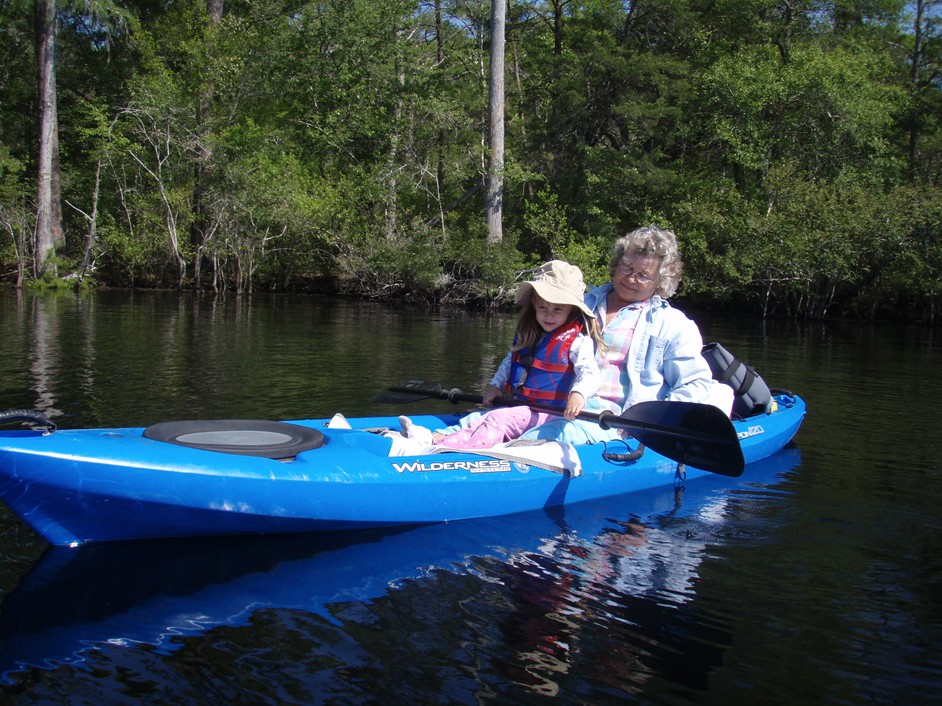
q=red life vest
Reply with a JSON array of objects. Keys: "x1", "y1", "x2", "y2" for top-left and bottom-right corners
[{"x1": 507, "y1": 319, "x2": 584, "y2": 407}]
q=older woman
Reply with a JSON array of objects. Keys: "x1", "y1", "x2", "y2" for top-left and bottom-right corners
[{"x1": 519, "y1": 224, "x2": 732, "y2": 444}]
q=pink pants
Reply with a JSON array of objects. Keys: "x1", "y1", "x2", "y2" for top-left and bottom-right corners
[{"x1": 435, "y1": 407, "x2": 557, "y2": 450}]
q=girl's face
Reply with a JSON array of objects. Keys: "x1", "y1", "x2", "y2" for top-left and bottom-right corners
[{"x1": 532, "y1": 294, "x2": 575, "y2": 332}]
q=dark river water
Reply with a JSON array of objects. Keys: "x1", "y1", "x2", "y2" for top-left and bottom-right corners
[{"x1": 0, "y1": 290, "x2": 940, "y2": 705}]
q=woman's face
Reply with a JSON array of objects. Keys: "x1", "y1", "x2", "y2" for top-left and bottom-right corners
[{"x1": 611, "y1": 252, "x2": 660, "y2": 306}]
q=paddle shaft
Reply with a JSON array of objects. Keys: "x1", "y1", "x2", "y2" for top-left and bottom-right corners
[{"x1": 417, "y1": 387, "x2": 694, "y2": 440}]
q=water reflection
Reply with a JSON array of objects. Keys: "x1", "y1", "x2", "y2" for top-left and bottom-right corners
[
  {"x1": 0, "y1": 449, "x2": 800, "y2": 691},
  {"x1": 0, "y1": 291, "x2": 518, "y2": 428},
  {"x1": 26, "y1": 297, "x2": 62, "y2": 420},
  {"x1": 484, "y1": 486, "x2": 751, "y2": 698}
]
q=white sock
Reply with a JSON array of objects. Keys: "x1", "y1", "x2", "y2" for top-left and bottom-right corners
[
  {"x1": 398, "y1": 415, "x2": 434, "y2": 444},
  {"x1": 327, "y1": 413, "x2": 352, "y2": 429},
  {"x1": 385, "y1": 433, "x2": 436, "y2": 456}
]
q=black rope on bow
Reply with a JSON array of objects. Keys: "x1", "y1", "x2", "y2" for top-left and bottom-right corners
[
  {"x1": 602, "y1": 439, "x2": 646, "y2": 464},
  {"x1": 0, "y1": 409, "x2": 56, "y2": 433}
]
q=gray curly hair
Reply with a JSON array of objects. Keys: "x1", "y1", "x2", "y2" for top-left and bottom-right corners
[{"x1": 609, "y1": 225, "x2": 684, "y2": 299}]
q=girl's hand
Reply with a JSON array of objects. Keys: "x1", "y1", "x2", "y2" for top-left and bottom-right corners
[
  {"x1": 482, "y1": 385, "x2": 502, "y2": 406},
  {"x1": 563, "y1": 392, "x2": 585, "y2": 420}
]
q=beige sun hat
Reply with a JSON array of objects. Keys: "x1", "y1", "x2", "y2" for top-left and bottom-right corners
[{"x1": 515, "y1": 260, "x2": 594, "y2": 318}]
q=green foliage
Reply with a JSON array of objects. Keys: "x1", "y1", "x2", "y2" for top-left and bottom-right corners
[
  {"x1": 442, "y1": 232, "x2": 534, "y2": 304},
  {"x1": 0, "y1": 145, "x2": 25, "y2": 204},
  {"x1": 367, "y1": 237, "x2": 444, "y2": 294},
  {"x1": 0, "y1": 0, "x2": 940, "y2": 319},
  {"x1": 522, "y1": 187, "x2": 608, "y2": 285},
  {"x1": 872, "y1": 183, "x2": 942, "y2": 318},
  {"x1": 23, "y1": 256, "x2": 94, "y2": 292},
  {"x1": 699, "y1": 40, "x2": 906, "y2": 180},
  {"x1": 670, "y1": 174, "x2": 753, "y2": 295},
  {"x1": 97, "y1": 214, "x2": 176, "y2": 287}
]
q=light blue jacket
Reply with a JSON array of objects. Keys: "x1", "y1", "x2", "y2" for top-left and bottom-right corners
[{"x1": 583, "y1": 284, "x2": 716, "y2": 413}]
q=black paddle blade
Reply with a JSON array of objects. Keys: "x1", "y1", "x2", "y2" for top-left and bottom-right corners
[
  {"x1": 612, "y1": 401, "x2": 745, "y2": 477},
  {"x1": 373, "y1": 380, "x2": 446, "y2": 404}
]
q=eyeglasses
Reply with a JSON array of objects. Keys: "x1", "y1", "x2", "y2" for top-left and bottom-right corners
[{"x1": 615, "y1": 261, "x2": 655, "y2": 285}]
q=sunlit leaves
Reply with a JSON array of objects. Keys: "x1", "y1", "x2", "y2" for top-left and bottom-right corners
[{"x1": 700, "y1": 41, "x2": 905, "y2": 178}]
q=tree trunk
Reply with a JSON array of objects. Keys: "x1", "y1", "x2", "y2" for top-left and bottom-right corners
[
  {"x1": 191, "y1": 0, "x2": 224, "y2": 289},
  {"x1": 35, "y1": 0, "x2": 62, "y2": 276},
  {"x1": 485, "y1": 0, "x2": 506, "y2": 245},
  {"x1": 908, "y1": 0, "x2": 926, "y2": 180},
  {"x1": 78, "y1": 159, "x2": 102, "y2": 280},
  {"x1": 552, "y1": 0, "x2": 564, "y2": 55},
  {"x1": 435, "y1": 0, "x2": 446, "y2": 196},
  {"x1": 386, "y1": 66, "x2": 405, "y2": 241}
]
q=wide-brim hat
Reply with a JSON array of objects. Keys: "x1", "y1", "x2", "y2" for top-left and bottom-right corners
[{"x1": 515, "y1": 260, "x2": 594, "y2": 319}]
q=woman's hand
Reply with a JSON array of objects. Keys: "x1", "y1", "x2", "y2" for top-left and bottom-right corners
[{"x1": 563, "y1": 391, "x2": 585, "y2": 420}]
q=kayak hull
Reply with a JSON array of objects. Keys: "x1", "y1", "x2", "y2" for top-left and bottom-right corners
[{"x1": 0, "y1": 394, "x2": 805, "y2": 546}]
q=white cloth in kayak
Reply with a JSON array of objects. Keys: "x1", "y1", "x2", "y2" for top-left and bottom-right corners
[
  {"x1": 384, "y1": 432, "x2": 583, "y2": 477},
  {"x1": 326, "y1": 413, "x2": 582, "y2": 476}
]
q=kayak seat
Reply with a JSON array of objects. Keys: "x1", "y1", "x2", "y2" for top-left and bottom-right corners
[{"x1": 142, "y1": 419, "x2": 325, "y2": 460}]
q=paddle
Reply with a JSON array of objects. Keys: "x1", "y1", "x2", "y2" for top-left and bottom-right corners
[{"x1": 378, "y1": 380, "x2": 745, "y2": 477}]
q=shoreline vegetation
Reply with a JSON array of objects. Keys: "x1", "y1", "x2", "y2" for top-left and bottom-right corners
[
  {"x1": 2, "y1": 2, "x2": 940, "y2": 322},
  {"x1": 0, "y1": 263, "x2": 931, "y2": 324}
]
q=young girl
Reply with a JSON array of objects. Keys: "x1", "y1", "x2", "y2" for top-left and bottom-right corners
[{"x1": 400, "y1": 260, "x2": 604, "y2": 450}]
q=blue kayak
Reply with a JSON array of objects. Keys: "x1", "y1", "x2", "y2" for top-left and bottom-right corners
[{"x1": 0, "y1": 393, "x2": 805, "y2": 546}]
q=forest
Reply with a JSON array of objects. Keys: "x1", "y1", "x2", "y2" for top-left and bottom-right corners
[{"x1": 1, "y1": 0, "x2": 941, "y2": 320}]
